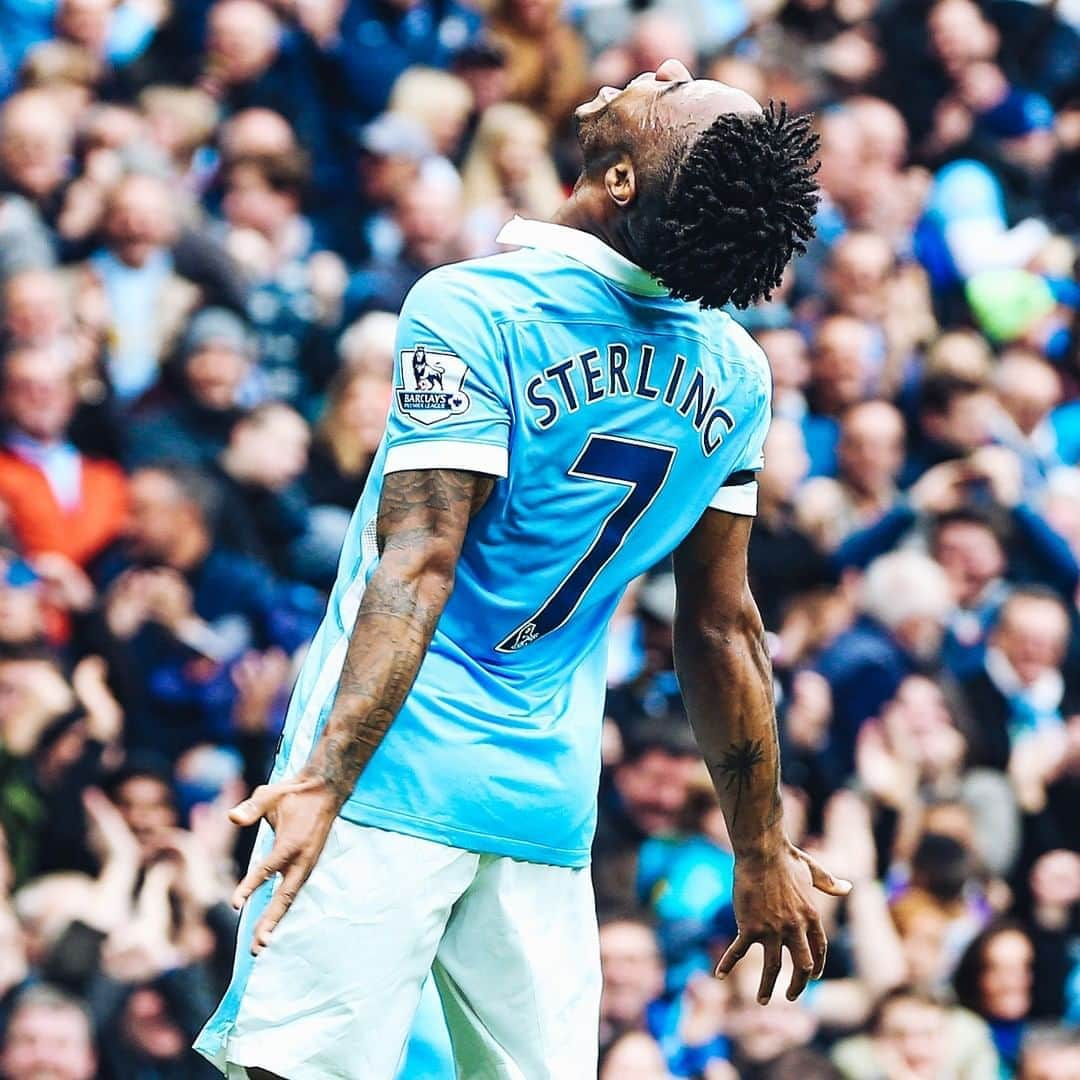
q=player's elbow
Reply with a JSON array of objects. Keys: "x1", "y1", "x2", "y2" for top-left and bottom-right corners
[
  {"x1": 675, "y1": 586, "x2": 764, "y2": 657},
  {"x1": 381, "y1": 534, "x2": 460, "y2": 599}
]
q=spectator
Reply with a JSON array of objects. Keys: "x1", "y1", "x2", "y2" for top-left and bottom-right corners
[
  {"x1": 589, "y1": 8, "x2": 698, "y2": 101},
  {"x1": 803, "y1": 314, "x2": 877, "y2": 476},
  {"x1": 1019, "y1": 1026, "x2": 1080, "y2": 1080},
  {"x1": 723, "y1": 950, "x2": 820, "y2": 1078},
  {"x1": 1, "y1": 267, "x2": 70, "y2": 347},
  {"x1": 855, "y1": 673, "x2": 1021, "y2": 879},
  {"x1": 756, "y1": 325, "x2": 809, "y2": 425},
  {"x1": 0, "y1": 89, "x2": 74, "y2": 237},
  {"x1": 597, "y1": 913, "x2": 665, "y2": 1053},
  {"x1": 0, "y1": 984, "x2": 97, "y2": 1080},
  {"x1": 0, "y1": 342, "x2": 128, "y2": 568},
  {"x1": 599, "y1": 1031, "x2": 674, "y2": 1080},
  {"x1": 831, "y1": 986, "x2": 998, "y2": 1080},
  {"x1": 18, "y1": 41, "x2": 101, "y2": 122},
  {"x1": 348, "y1": 165, "x2": 465, "y2": 316},
  {"x1": 52, "y1": 0, "x2": 166, "y2": 91},
  {"x1": 959, "y1": 588, "x2": 1079, "y2": 772},
  {"x1": 460, "y1": 102, "x2": 563, "y2": 255},
  {"x1": 836, "y1": 989, "x2": 949, "y2": 1079},
  {"x1": 77, "y1": 173, "x2": 199, "y2": 404},
  {"x1": 797, "y1": 400, "x2": 906, "y2": 553},
  {"x1": 388, "y1": 67, "x2": 474, "y2": 161},
  {"x1": 953, "y1": 921, "x2": 1038, "y2": 1075},
  {"x1": 346, "y1": 111, "x2": 433, "y2": 265},
  {"x1": 219, "y1": 149, "x2": 345, "y2": 407},
  {"x1": 335, "y1": 309, "x2": 397, "y2": 378},
  {"x1": 217, "y1": 106, "x2": 297, "y2": 162},
  {"x1": 211, "y1": 402, "x2": 311, "y2": 576},
  {"x1": 931, "y1": 507, "x2": 1010, "y2": 678},
  {"x1": 748, "y1": 417, "x2": 835, "y2": 631},
  {"x1": 139, "y1": 85, "x2": 220, "y2": 194},
  {"x1": 101, "y1": 757, "x2": 178, "y2": 857},
  {"x1": 814, "y1": 550, "x2": 953, "y2": 784},
  {"x1": 306, "y1": 364, "x2": 391, "y2": 513},
  {"x1": 759, "y1": 1049, "x2": 842, "y2": 1080},
  {"x1": 593, "y1": 720, "x2": 702, "y2": 913},
  {"x1": 200, "y1": 0, "x2": 347, "y2": 198},
  {"x1": 487, "y1": 0, "x2": 589, "y2": 130},
  {"x1": 992, "y1": 349, "x2": 1063, "y2": 485},
  {"x1": 126, "y1": 306, "x2": 255, "y2": 469},
  {"x1": 334, "y1": 0, "x2": 484, "y2": 122},
  {"x1": 90, "y1": 464, "x2": 316, "y2": 757},
  {"x1": 902, "y1": 372, "x2": 999, "y2": 485}
]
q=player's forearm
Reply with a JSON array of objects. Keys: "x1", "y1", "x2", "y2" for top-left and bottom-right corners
[
  {"x1": 299, "y1": 468, "x2": 483, "y2": 806},
  {"x1": 674, "y1": 593, "x2": 785, "y2": 859},
  {"x1": 303, "y1": 547, "x2": 456, "y2": 805}
]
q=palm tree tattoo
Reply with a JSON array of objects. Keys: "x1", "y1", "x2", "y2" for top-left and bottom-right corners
[{"x1": 716, "y1": 738, "x2": 766, "y2": 823}]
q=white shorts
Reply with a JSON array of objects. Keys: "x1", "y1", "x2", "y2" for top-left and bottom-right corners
[{"x1": 195, "y1": 818, "x2": 602, "y2": 1080}]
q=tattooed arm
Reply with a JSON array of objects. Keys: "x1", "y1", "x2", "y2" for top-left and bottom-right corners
[
  {"x1": 307, "y1": 467, "x2": 492, "y2": 802},
  {"x1": 672, "y1": 509, "x2": 850, "y2": 1003},
  {"x1": 229, "y1": 468, "x2": 493, "y2": 952}
]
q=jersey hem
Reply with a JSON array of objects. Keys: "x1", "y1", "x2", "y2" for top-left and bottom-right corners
[
  {"x1": 340, "y1": 799, "x2": 592, "y2": 868},
  {"x1": 385, "y1": 439, "x2": 509, "y2": 477},
  {"x1": 709, "y1": 479, "x2": 758, "y2": 515}
]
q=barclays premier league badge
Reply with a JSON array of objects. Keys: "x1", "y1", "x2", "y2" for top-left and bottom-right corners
[{"x1": 396, "y1": 345, "x2": 472, "y2": 426}]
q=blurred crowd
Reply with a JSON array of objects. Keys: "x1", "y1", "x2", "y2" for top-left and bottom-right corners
[{"x1": 0, "y1": 0, "x2": 1077, "y2": 1078}]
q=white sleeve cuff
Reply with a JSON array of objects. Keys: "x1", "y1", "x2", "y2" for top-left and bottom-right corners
[
  {"x1": 709, "y1": 479, "x2": 758, "y2": 516},
  {"x1": 384, "y1": 440, "x2": 509, "y2": 478}
]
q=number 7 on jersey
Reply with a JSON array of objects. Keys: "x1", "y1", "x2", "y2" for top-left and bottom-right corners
[{"x1": 496, "y1": 434, "x2": 676, "y2": 652}]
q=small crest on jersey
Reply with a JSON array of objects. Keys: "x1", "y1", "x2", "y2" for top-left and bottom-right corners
[
  {"x1": 396, "y1": 345, "x2": 471, "y2": 426},
  {"x1": 498, "y1": 621, "x2": 539, "y2": 652}
]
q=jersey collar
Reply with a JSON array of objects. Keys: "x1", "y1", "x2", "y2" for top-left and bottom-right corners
[{"x1": 495, "y1": 216, "x2": 671, "y2": 298}]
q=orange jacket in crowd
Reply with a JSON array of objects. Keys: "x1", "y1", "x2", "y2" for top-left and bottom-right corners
[{"x1": 0, "y1": 450, "x2": 129, "y2": 567}]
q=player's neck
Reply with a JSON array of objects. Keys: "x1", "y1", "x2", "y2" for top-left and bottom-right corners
[{"x1": 551, "y1": 188, "x2": 645, "y2": 270}]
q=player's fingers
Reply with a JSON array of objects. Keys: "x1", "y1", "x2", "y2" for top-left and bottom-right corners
[
  {"x1": 757, "y1": 938, "x2": 783, "y2": 1005},
  {"x1": 231, "y1": 842, "x2": 292, "y2": 910},
  {"x1": 798, "y1": 848, "x2": 852, "y2": 897},
  {"x1": 251, "y1": 855, "x2": 314, "y2": 954},
  {"x1": 808, "y1": 916, "x2": 829, "y2": 979},
  {"x1": 715, "y1": 932, "x2": 752, "y2": 979},
  {"x1": 785, "y1": 931, "x2": 816, "y2": 1001},
  {"x1": 229, "y1": 784, "x2": 283, "y2": 827}
]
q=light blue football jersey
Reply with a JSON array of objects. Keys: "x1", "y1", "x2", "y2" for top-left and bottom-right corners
[{"x1": 271, "y1": 217, "x2": 771, "y2": 868}]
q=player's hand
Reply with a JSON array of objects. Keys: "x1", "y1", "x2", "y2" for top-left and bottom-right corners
[
  {"x1": 715, "y1": 842, "x2": 851, "y2": 1004},
  {"x1": 229, "y1": 776, "x2": 340, "y2": 954}
]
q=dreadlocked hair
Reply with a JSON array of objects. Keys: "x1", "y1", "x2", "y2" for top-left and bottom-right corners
[{"x1": 644, "y1": 103, "x2": 819, "y2": 310}]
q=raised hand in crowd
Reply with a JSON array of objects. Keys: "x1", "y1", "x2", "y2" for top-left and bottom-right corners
[
  {"x1": 1009, "y1": 723, "x2": 1070, "y2": 814},
  {"x1": 784, "y1": 670, "x2": 833, "y2": 754},
  {"x1": 82, "y1": 787, "x2": 141, "y2": 934},
  {"x1": 968, "y1": 444, "x2": 1024, "y2": 508},
  {"x1": 101, "y1": 861, "x2": 185, "y2": 985},
  {"x1": 908, "y1": 459, "x2": 970, "y2": 515},
  {"x1": 0, "y1": 658, "x2": 75, "y2": 757},
  {"x1": 231, "y1": 647, "x2": 291, "y2": 735},
  {"x1": 103, "y1": 570, "x2": 156, "y2": 640},
  {"x1": 855, "y1": 717, "x2": 920, "y2": 812},
  {"x1": 143, "y1": 568, "x2": 198, "y2": 636},
  {"x1": 29, "y1": 553, "x2": 97, "y2": 615},
  {"x1": 72, "y1": 656, "x2": 124, "y2": 749}
]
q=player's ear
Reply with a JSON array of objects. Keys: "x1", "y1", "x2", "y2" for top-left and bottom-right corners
[{"x1": 604, "y1": 154, "x2": 636, "y2": 208}]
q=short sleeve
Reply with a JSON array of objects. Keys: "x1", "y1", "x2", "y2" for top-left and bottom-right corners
[
  {"x1": 383, "y1": 267, "x2": 511, "y2": 478},
  {"x1": 708, "y1": 340, "x2": 772, "y2": 517}
]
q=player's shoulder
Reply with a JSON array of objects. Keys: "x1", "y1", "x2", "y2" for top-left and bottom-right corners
[
  {"x1": 696, "y1": 306, "x2": 770, "y2": 387},
  {"x1": 404, "y1": 250, "x2": 556, "y2": 327}
]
